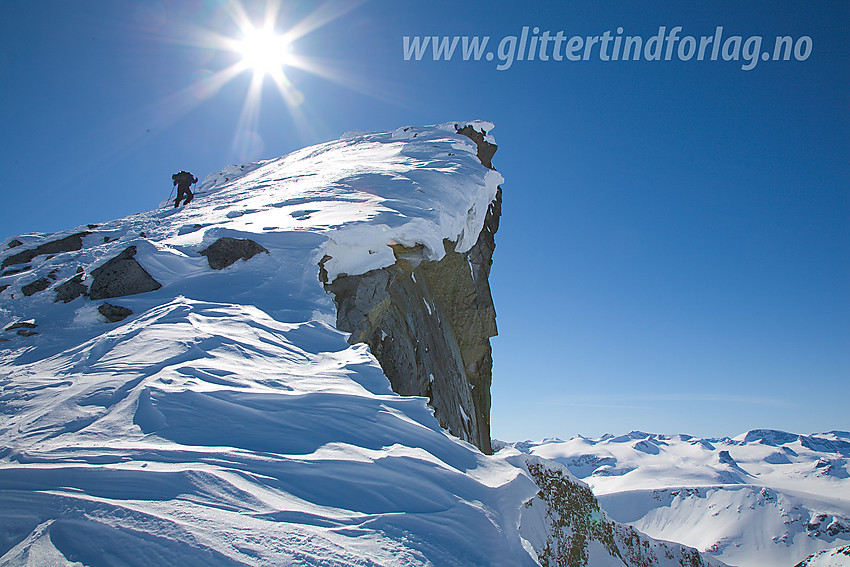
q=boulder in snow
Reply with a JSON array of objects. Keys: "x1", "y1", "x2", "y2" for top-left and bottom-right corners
[
  {"x1": 21, "y1": 277, "x2": 52, "y2": 297},
  {"x1": 199, "y1": 237, "x2": 269, "y2": 270},
  {"x1": 98, "y1": 303, "x2": 133, "y2": 323},
  {"x1": 54, "y1": 274, "x2": 88, "y2": 303},
  {"x1": 89, "y1": 246, "x2": 162, "y2": 300}
]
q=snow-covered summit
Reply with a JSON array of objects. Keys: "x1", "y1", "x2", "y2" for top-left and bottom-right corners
[
  {"x1": 1, "y1": 121, "x2": 500, "y2": 333},
  {"x1": 0, "y1": 121, "x2": 532, "y2": 566},
  {"x1": 0, "y1": 122, "x2": 724, "y2": 566}
]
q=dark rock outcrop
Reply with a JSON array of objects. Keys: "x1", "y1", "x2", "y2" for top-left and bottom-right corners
[
  {"x1": 200, "y1": 237, "x2": 269, "y2": 270},
  {"x1": 456, "y1": 124, "x2": 497, "y2": 169},
  {"x1": 524, "y1": 459, "x2": 721, "y2": 567},
  {"x1": 21, "y1": 277, "x2": 52, "y2": 297},
  {"x1": 7, "y1": 239, "x2": 23, "y2": 248},
  {"x1": 98, "y1": 303, "x2": 133, "y2": 323},
  {"x1": 2, "y1": 266, "x2": 30, "y2": 277},
  {"x1": 5, "y1": 321, "x2": 36, "y2": 332},
  {"x1": 2, "y1": 232, "x2": 91, "y2": 269},
  {"x1": 89, "y1": 246, "x2": 162, "y2": 300},
  {"x1": 54, "y1": 274, "x2": 88, "y2": 303},
  {"x1": 324, "y1": 128, "x2": 501, "y2": 454},
  {"x1": 325, "y1": 230, "x2": 499, "y2": 453},
  {"x1": 20, "y1": 270, "x2": 59, "y2": 297}
]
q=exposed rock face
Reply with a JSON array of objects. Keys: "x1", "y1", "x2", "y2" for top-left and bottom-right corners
[
  {"x1": 456, "y1": 124, "x2": 498, "y2": 168},
  {"x1": 21, "y1": 277, "x2": 52, "y2": 297},
  {"x1": 1, "y1": 232, "x2": 91, "y2": 269},
  {"x1": 200, "y1": 237, "x2": 269, "y2": 270},
  {"x1": 98, "y1": 303, "x2": 133, "y2": 323},
  {"x1": 324, "y1": 128, "x2": 501, "y2": 454},
  {"x1": 794, "y1": 544, "x2": 850, "y2": 567},
  {"x1": 89, "y1": 246, "x2": 161, "y2": 300},
  {"x1": 5, "y1": 321, "x2": 38, "y2": 338},
  {"x1": 5, "y1": 321, "x2": 36, "y2": 332},
  {"x1": 523, "y1": 458, "x2": 723, "y2": 567},
  {"x1": 54, "y1": 274, "x2": 88, "y2": 303},
  {"x1": 1, "y1": 267, "x2": 30, "y2": 277}
]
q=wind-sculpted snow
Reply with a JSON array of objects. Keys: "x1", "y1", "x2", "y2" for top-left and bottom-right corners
[
  {"x1": 513, "y1": 431, "x2": 850, "y2": 567},
  {"x1": 0, "y1": 297, "x2": 540, "y2": 565}
]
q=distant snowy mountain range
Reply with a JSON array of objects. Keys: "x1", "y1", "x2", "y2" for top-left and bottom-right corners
[{"x1": 510, "y1": 429, "x2": 850, "y2": 567}]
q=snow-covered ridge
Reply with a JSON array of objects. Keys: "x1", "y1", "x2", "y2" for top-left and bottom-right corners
[
  {"x1": 0, "y1": 121, "x2": 500, "y2": 338},
  {"x1": 511, "y1": 430, "x2": 850, "y2": 567},
  {"x1": 0, "y1": 121, "x2": 535, "y2": 566},
  {"x1": 0, "y1": 121, "x2": 725, "y2": 566}
]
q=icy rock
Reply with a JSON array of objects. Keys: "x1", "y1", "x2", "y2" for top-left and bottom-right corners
[
  {"x1": 21, "y1": 277, "x2": 52, "y2": 297},
  {"x1": 456, "y1": 123, "x2": 498, "y2": 169},
  {"x1": 522, "y1": 457, "x2": 725, "y2": 567},
  {"x1": 88, "y1": 246, "x2": 162, "y2": 299},
  {"x1": 794, "y1": 544, "x2": 850, "y2": 567},
  {"x1": 321, "y1": 123, "x2": 502, "y2": 454},
  {"x1": 325, "y1": 190, "x2": 501, "y2": 454},
  {"x1": 98, "y1": 303, "x2": 133, "y2": 323},
  {"x1": 199, "y1": 237, "x2": 269, "y2": 270},
  {"x1": 5, "y1": 321, "x2": 36, "y2": 331},
  {"x1": 54, "y1": 274, "x2": 88, "y2": 303},
  {"x1": 1, "y1": 231, "x2": 90, "y2": 269}
]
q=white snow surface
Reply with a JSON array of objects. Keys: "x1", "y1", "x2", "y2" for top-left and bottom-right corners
[
  {"x1": 0, "y1": 122, "x2": 549, "y2": 566},
  {"x1": 512, "y1": 431, "x2": 850, "y2": 567}
]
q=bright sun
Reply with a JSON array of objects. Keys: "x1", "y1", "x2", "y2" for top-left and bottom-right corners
[
  {"x1": 169, "y1": 0, "x2": 368, "y2": 157},
  {"x1": 236, "y1": 26, "x2": 291, "y2": 77}
]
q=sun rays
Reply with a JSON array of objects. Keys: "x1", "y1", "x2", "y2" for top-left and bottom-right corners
[
  {"x1": 134, "y1": 0, "x2": 367, "y2": 162},
  {"x1": 210, "y1": 0, "x2": 308, "y2": 160}
]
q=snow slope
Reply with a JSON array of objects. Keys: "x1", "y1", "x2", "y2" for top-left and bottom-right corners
[
  {"x1": 0, "y1": 122, "x2": 722, "y2": 566},
  {"x1": 513, "y1": 431, "x2": 850, "y2": 567}
]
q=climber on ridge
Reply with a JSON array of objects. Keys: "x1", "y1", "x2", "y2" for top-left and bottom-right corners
[{"x1": 172, "y1": 170, "x2": 197, "y2": 208}]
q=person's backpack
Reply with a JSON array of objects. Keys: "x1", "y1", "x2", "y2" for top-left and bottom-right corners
[{"x1": 172, "y1": 171, "x2": 194, "y2": 186}]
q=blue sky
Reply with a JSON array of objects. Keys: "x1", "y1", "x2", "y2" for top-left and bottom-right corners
[{"x1": 1, "y1": 0, "x2": 847, "y2": 441}]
